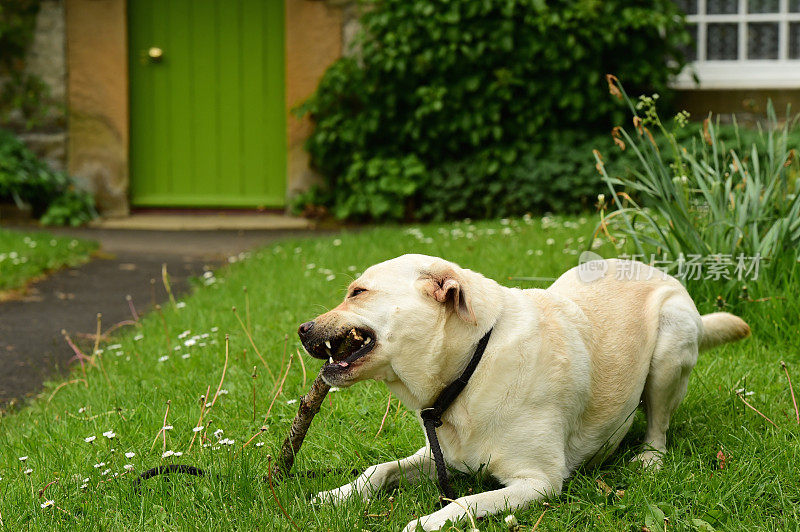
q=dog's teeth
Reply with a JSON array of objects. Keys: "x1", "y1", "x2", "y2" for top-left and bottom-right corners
[
  {"x1": 338, "y1": 361, "x2": 349, "y2": 368},
  {"x1": 364, "y1": 337, "x2": 371, "y2": 344},
  {"x1": 326, "y1": 347, "x2": 332, "y2": 357},
  {"x1": 328, "y1": 356, "x2": 334, "y2": 364},
  {"x1": 325, "y1": 341, "x2": 332, "y2": 349}
]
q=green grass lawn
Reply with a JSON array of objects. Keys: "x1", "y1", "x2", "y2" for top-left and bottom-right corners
[
  {"x1": 0, "y1": 216, "x2": 798, "y2": 530},
  {"x1": 0, "y1": 228, "x2": 98, "y2": 292}
]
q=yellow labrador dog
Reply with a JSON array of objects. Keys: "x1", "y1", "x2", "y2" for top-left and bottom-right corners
[{"x1": 298, "y1": 254, "x2": 749, "y2": 531}]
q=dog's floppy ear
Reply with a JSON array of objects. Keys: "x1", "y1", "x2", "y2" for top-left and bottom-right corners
[{"x1": 421, "y1": 266, "x2": 478, "y2": 326}]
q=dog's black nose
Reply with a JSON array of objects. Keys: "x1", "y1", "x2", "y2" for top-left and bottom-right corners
[{"x1": 298, "y1": 321, "x2": 315, "y2": 337}]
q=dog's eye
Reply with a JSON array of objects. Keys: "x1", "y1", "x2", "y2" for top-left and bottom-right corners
[{"x1": 349, "y1": 288, "x2": 367, "y2": 298}]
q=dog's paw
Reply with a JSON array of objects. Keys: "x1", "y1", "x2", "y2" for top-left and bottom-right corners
[
  {"x1": 632, "y1": 450, "x2": 664, "y2": 470},
  {"x1": 403, "y1": 516, "x2": 451, "y2": 531},
  {"x1": 312, "y1": 484, "x2": 355, "y2": 506}
]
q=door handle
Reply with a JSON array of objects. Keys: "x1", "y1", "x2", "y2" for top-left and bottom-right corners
[{"x1": 148, "y1": 47, "x2": 163, "y2": 63}]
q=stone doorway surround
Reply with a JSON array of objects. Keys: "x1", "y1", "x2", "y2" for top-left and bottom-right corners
[{"x1": 63, "y1": 0, "x2": 354, "y2": 217}]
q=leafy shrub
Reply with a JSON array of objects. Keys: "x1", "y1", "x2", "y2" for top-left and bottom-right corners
[
  {"x1": 416, "y1": 132, "x2": 626, "y2": 221},
  {"x1": 0, "y1": 0, "x2": 55, "y2": 129},
  {"x1": 0, "y1": 128, "x2": 96, "y2": 226},
  {"x1": 594, "y1": 80, "x2": 800, "y2": 310},
  {"x1": 298, "y1": 0, "x2": 690, "y2": 221}
]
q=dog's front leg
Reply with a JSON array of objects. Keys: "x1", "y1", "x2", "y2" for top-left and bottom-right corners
[
  {"x1": 314, "y1": 447, "x2": 435, "y2": 505},
  {"x1": 403, "y1": 477, "x2": 555, "y2": 531}
]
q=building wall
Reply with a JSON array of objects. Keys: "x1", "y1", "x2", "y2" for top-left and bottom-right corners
[
  {"x1": 285, "y1": 0, "x2": 346, "y2": 199},
  {"x1": 674, "y1": 89, "x2": 800, "y2": 125},
  {"x1": 15, "y1": 0, "x2": 68, "y2": 173},
  {"x1": 60, "y1": 0, "x2": 354, "y2": 216},
  {"x1": 65, "y1": 0, "x2": 129, "y2": 216}
]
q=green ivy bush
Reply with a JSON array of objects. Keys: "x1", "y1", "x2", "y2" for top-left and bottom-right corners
[
  {"x1": 0, "y1": 128, "x2": 96, "y2": 226},
  {"x1": 297, "y1": 0, "x2": 690, "y2": 221}
]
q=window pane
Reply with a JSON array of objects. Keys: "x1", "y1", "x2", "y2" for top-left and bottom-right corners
[
  {"x1": 791, "y1": 0, "x2": 800, "y2": 12},
  {"x1": 748, "y1": 0, "x2": 779, "y2": 12},
  {"x1": 707, "y1": 0, "x2": 739, "y2": 14},
  {"x1": 707, "y1": 23, "x2": 739, "y2": 59},
  {"x1": 682, "y1": 24, "x2": 699, "y2": 61},
  {"x1": 790, "y1": 23, "x2": 800, "y2": 59},
  {"x1": 675, "y1": 23, "x2": 697, "y2": 62},
  {"x1": 676, "y1": 0, "x2": 699, "y2": 14},
  {"x1": 748, "y1": 23, "x2": 779, "y2": 59}
]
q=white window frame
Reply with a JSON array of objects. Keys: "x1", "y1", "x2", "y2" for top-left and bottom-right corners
[{"x1": 671, "y1": 0, "x2": 800, "y2": 89}]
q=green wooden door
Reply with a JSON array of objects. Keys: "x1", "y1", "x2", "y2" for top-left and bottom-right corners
[{"x1": 128, "y1": 0, "x2": 286, "y2": 208}]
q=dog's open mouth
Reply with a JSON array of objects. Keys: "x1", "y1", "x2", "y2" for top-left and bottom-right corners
[{"x1": 305, "y1": 327, "x2": 376, "y2": 369}]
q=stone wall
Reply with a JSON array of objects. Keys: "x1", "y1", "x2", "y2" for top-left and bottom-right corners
[
  {"x1": 285, "y1": 0, "x2": 360, "y2": 201},
  {"x1": 15, "y1": 0, "x2": 68, "y2": 173}
]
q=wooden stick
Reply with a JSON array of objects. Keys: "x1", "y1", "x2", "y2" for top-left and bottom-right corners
[
  {"x1": 275, "y1": 371, "x2": 331, "y2": 477},
  {"x1": 780, "y1": 361, "x2": 799, "y2": 424}
]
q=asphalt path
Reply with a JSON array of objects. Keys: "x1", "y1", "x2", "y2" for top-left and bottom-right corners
[{"x1": 0, "y1": 227, "x2": 319, "y2": 405}]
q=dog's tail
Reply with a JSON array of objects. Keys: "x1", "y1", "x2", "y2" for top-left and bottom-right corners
[{"x1": 699, "y1": 312, "x2": 750, "y2": 351}]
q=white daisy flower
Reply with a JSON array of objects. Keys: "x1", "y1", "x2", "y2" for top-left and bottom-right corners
[
  {"x1": 24, "y1": 468, "x2": 33, "y2": 475},
  {"x1": 93, "y1": 462, "x2": 105, "y2": 468},
  {"x1": 162, "y1": 450, "x2": 175, "y2": 459},
  {"x1": 40, "y1": 500, "x2": 55, "y2": 509},
  {"x1": 192, "y1": 426, "x2": 204, "y2": 433},
  {"x1": 124, "y1": 464, "x2": 134, "y2": 471},
  {"x1": 255, "y1": 442, "x2": 265, "y2": 448},
  {"x1": 125, "y1": 452, "x2": 135, "y2": 459},
  {"x1": 103, "y1": 430, "x2": 116, "y2": 439},
  {"x1": 84, "y1": 436, "x2": 96, "y2": 443},
  {"x1": 19, "y1": 456, "x2": 28, "y2": 462},
  {"x1": 158, "y1": 355, "x2": 169, "y2": 362}
]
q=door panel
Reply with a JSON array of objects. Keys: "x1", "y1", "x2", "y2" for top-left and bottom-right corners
[{"x1": 129, "y1": 0, "x2": 286, "y2": 207}]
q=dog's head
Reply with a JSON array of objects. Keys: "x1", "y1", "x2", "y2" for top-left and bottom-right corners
[{"x1": 298, "y1": 254, "x2": 486, "y2": 389}]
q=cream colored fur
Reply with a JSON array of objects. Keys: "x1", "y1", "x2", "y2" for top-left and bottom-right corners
[{"x1": 307, "y1": 255, "x2": 750, "y2": 531}]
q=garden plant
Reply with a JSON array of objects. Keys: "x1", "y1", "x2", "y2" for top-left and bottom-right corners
[{"x1": 295, "y1": 0, "x2": 691, "y2": 221}]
